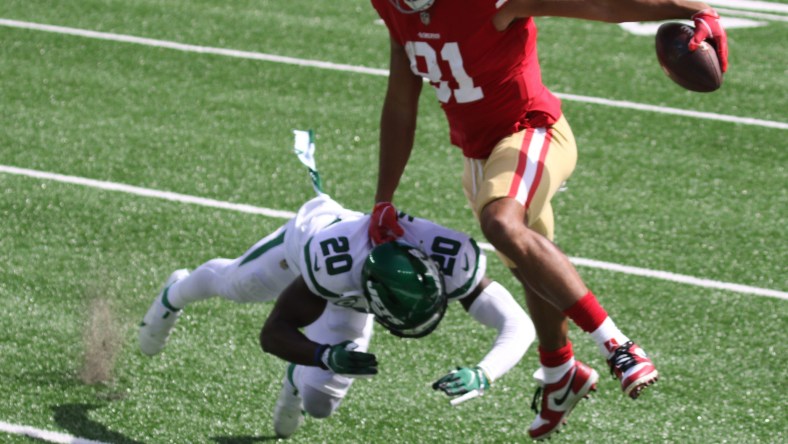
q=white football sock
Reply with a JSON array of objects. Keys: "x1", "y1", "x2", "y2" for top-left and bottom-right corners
[
  {"x1": 540, "y1": 357, "x2": 576, "y2": 384},
  {"x1": 590, "y1": 317, "x2": 630, "y2": 359}
]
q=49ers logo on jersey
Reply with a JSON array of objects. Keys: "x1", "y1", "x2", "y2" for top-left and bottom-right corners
[{"x1": 404, "y1": 41, "x2": 483, "y2": 104}]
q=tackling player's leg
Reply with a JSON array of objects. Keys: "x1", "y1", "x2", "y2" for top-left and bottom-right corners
[
  {"x1": 138, "y1": 269, "x2": 190, "y2": 356},
  {"x1": 273, "y1": 363, "x2": 305, "y2": 438},
  {"x1": 274, "y1": 362, "x2": 348, "y2": 438},
  {"x1": 137, "y1": 224, "x2": 295, "y2": 356},
  {"x1": 272, "y1": 304, "x2": 372, "y2": 438}
]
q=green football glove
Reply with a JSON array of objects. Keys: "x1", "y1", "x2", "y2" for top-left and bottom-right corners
[
  {"x1": 320, "y1": 340, "x2": 378, "y2": 378},
  {"x1": 432, "y1": 366, "x2": 490, "y2": 397}
]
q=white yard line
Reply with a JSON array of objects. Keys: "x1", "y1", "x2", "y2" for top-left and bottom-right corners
[
  {"x1": 708, "y1": 0, "x2": 788, "y2": 13},
  {"x1": 0, "y1": 420, "x2": 108, "y2": 444},
  {"x1": 0, "y1": 165, "x2": 295, "y2": 219},
  {"x1": 0, "y1": 18, "x2": 388, "y2": 76},
  {"x1": 1, "y1": 18, "x2": 786, "y2": 130},
  {"x1": 554, "y1": 93, "x2": 787, "y2": 129},
  {"x1": 2, "y1": 164, "x2": 785, "y2": 300}
]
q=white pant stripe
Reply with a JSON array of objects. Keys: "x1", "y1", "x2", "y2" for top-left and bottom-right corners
[{"x1": 514, "y1": 127, "x2": 547, "y2": 206}]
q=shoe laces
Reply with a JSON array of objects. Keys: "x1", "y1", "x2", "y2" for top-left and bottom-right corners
[
  {"x1": 608, "y1": 341, "x2": 637, "y2": 376},
  {"x1": 530, "y1": 386, "x2": 543, "y2": 414}
]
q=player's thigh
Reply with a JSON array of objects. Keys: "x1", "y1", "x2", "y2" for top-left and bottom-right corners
[
  {"x1": 222, "y1": 224, "x2": 297, "y2": 302},
  {"x1": 527, "y1": 115, "x2": 576, "y2": 238},
  {"x1": 462, "y1": 115, "x2": 576, "y2": 240}
]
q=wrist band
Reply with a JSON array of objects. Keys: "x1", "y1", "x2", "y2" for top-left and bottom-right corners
[
  {"x1": 475, "y1": 365, "x2": 492, "y2": 387},
  {"x1": 315, "y1": 344, "x2": 330, "y2": 370}
]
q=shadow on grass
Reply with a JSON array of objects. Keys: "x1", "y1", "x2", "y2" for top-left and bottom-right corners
[
  {"x1": 211, "y1": 436, "x2": 279, "y2": 443},
  {"x1": 52, "y1": 403, "x2": 144, "y2": 444}
]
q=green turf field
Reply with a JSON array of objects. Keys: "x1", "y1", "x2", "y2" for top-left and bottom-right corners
[{"x1": 1, "y1": 1, "x2": 786, "y2": 443}]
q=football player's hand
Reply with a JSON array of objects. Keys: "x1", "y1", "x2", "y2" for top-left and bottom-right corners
[
  {"x1": 321, "y1": 341, "x2": 378, "y2": 377},
  {"x1": 369, "y1": 202, "x2": 404, "y2": 245},
  {"x1": 432, "y1": 366, "x2": 490, "y2": 397},
  {"x1": 689, "y1": 8, "x2": 728, "y2": 73}
]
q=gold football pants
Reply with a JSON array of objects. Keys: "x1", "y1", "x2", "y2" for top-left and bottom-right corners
[{"x1": 462, "y1": 115, "x2": 577, "y2": 267}]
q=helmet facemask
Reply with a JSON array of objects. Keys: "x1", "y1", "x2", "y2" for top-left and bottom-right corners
[
  {"x1": 387, "y1": 0, "x2": 435, "y2": 14},
  {"x1": 362, "y1": 242, "x2": 448, "y2": 338}
]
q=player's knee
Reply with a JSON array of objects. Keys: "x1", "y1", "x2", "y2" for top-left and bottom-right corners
[
  {"x1": 480, "y1": 207, "x2": 522, "y2": 243},
  {"x1": 301, "y1": 386, "x2": 342, "y2": 419}
]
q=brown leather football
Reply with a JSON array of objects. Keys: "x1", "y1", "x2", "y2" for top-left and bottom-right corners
[{"x1": 655, "y1": 22, "x2": 723, "y2": 93}]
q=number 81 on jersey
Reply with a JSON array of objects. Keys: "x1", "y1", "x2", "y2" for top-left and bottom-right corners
[{"x1": 405, "y1": 41, "x2": 483, "y2": 104}]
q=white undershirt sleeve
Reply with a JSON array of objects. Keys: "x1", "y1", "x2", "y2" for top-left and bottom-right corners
[{"x1": 467, "y1": 281, "x2": 535, "y2": 383}]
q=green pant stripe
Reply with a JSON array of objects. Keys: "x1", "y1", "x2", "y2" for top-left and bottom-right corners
[{"x1": 239, "y1": 229, "x2": 286, "y2": 266}]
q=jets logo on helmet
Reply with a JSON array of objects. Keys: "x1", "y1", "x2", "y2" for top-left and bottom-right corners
[
  {"x1": 387, "y1": 0, "x2": 435, "y2": 14},
  {"x1": 361, "y1": 241, "x2": 448, "y2": 338},
  {"x1": 365, "y1": 282, "x2": 406, "y2": 326}
]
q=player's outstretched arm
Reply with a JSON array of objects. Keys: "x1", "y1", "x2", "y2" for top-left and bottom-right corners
[
  {"x1": 375, "y1": 37, "x2": 423, "y2": 205},
  {"x1": 494, "y1": 0, "x2": 728, "y2": 68},
  {"x1": 495, "y1": 0, "x2": 711, "y2": 25},
  {"x1": 370, "y1": 38, "x2": 422, "y2": 244},
  {"x1": 433, "y1": 278, "x2": 536, "y2": 404},
  {"x1": 375, "y1": 39, "x2": 423, "y2": 206}
]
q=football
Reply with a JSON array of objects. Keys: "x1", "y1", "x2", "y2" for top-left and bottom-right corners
[{"x1": 655, "y1": 22, "x2": 723, "y2": 92}]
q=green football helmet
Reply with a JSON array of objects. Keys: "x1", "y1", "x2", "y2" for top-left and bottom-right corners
[{"x1": 362, "y1": 241, "x2": 447, "y2": 338}]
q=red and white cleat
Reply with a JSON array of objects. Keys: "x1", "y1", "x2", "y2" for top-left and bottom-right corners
[
  {"x1": 608, "y1": 341, "x2": 659, "y2": 399},
  {"x1": 528, "y1": 361, "x2": 599, "y2": 440}
]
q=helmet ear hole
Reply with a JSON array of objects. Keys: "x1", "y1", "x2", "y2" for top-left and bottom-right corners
[{"x1": 362, "y1": 241, "x2": 448, "y2": 338}]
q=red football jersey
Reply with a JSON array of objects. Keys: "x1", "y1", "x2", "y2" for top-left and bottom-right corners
[{"x1": 372, "y1": 0, "x2": 563, "y2": 159}]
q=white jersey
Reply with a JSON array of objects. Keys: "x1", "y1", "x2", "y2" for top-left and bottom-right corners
[
  {"x1": 284, "y1": 196, "x2": 486, "y2": 312},
  {"x1": 170, "y1": 195, "x2": 525, "y2": 399}
]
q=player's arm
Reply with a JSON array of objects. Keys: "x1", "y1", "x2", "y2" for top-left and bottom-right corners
[
  {"x1": 433, "y1": 277, "x2": 536, "y2": 402},
  {"x1": 495, "y1": 0, "x2": 709, "y2": 25},
  {"x1": 375, "y1": 37, "x2": 423, "y2": 204},
  {"x1": 494, "y1": 0, "x2": 727, "y2": 71},
  {"x1": 260, "y1": 277, "x2": 378, "y2": 376},
  {"x1": 369, "y1": 37, "x2": 423, "y2": 244},
  {"x1": 260, "y1": 276, "x2": 329, "y2": 365}
]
